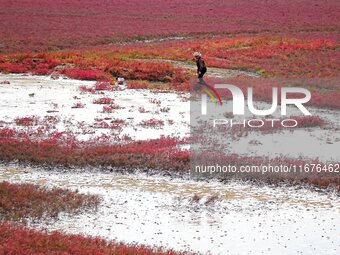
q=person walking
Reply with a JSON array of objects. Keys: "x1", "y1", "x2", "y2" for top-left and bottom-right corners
[
  {"x1": 192, "y1": 51, "x2": 221, "y2": 104},
  {"x1": 193, "y1": 52, "x2": 207, "y2": 83}
]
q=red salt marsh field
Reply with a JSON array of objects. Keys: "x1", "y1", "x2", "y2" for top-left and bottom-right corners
[
  {"x1": 0, "y1": 0, "x2": 339, "y2": 52},
  {"x1": 0, "y1": 1, "x2": 339, "y2": 254}
]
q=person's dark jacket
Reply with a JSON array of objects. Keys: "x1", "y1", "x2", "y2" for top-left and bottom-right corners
[{"x1": 196, "y1": 57, "x2": 206, "y2": 74}]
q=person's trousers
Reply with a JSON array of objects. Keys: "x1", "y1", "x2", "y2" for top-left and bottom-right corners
[{"x1": 198, "y1": 67, "x2": 207, "y2": 78}]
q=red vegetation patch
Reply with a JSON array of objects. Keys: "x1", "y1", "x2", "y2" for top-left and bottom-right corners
[
  {"x1": 60, "y1": 68, "x2": 110, "y2": 81},
  {"x1": 0, "y1": 0, "x2": 338, "y2": 52},
  {"x1": 0, "y1": 181, "x2": 99, "y2": 222},
  {"x1": 41, "y1": 115, "x2": 60, "y2": 127},
  {"x1": 0, "y1": 56, "x2": 59, "y2": 74},
  {"x1": 94, "y1": 81, "x2": 115, "y2": 91},
  {"x1": 291, "y1": 116, "x2": 326, "y2": 128},
  {"x1": 0, "y1": 128, "x2": 338, "y2": 188},
  {"x1": 0, "y1": 129, "x2": 188, "y2": 171},
  {"x1": 140, "y1": 119, "x2": 165, "y2": 128},
  {"x1": 138, "y1": 107, "x2": 147, "y2": 113},
  {"x1": 115, "y1": 35, "x2": 339, "y2": 78},
  {"x1": 0, "y1": 222, "x2": 189, "y2": 255},
  {"x1": 92, "y1": 119, "x2": 126, "y2": 130},
  {"x1": 226, "y1": 116, "x2": 327, "y2": 136},
  {"x1": 93, "y1": 97, "x2": 114, "y2": 105},
  {"x1": 0, "y1": 63, "x2": 28, "y2": 73},
  {"x1": 0, "y1": 51, "x2": 190, "y2": 88},
  {"x1": 309, "y1": 91, "x2": 340, "y2": 109},
  {"x1": 79, "y1": 82, "x2": 115, "y2": 94},
  {"x1": 110, "y1": 119, "x2": 127, "y2": 130},
  {"x1": 109, "y1": 61, "x2": 189, "y2": 83},
  {"x1": 160, "y1": 107, "x2": 170, "y2": 113},
  {"x1": 101, "y1": 104, "x2": 124, "y2": 113},
  {"x1": 72, "y1": 102, "x2": 86, "y2": 109},
  {"x1": 15, "y1": 116, "x2": 38, "y2": 126},
  {"x1": 206, "y1": 76, "x2": 340, "y2": 109},
  {"x1": 79, "y1": 85, "x2": 97, "y2": 94},
  {"x1": 149, "y1": 98, "x2": 162, "y2": 105},
  {"x1": 0, "y1": 35, "x2": 338, "y2": 99},
  {"x1": 127, "y1": 80, "x2": 152, "y2": 89}
]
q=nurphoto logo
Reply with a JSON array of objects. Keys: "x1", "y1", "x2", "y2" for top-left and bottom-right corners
[
  {"x1": 201, "y1": 84, "x2": 311, "y2": 116},
  {"x1": 200, "y1": 84, "x2": 312, "y2": 128}
]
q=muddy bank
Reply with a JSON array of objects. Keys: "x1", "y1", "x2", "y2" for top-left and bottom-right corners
[{"x1": 0, "y1": 163, "x2": 339, "y2": 255}]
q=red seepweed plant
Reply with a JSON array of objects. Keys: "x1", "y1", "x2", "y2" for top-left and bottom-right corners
[
  {"x1": 93, "y1": 97, "x2": 114, "y2": 105},
  {"x1": 140, "y1": 119, "x2": 165, "y2": 128},
  {"x1": 0, "y1": 128, "x2": 338, "y2": 188},
  {"x1": 0, "y1": 222, "x2": 190, "y2": 255},
  {"x1": 0, "y1": 0, "x2": 338, "y2": 53},
  {"x1": 79, "y1": 85, "x2": 97, "y2": 94},
  {"x1": 60, "y1": 68, "x2": 110, "y2": 81},
  {"x1": 101, "y1": 103, "x2": 124, "y2": 113},
  {"x1": 72, "y1": 102, "x2": 86, "y2": 108},
  {"x1": 94, "y1": 81, "x2": 114, "y2": 91},
  {"x1": 15, "y1": 116, "x2": 38, "y2": 127},
  {"x1": 0, "y1": 181, "x2": 99, "y2": 222},
  {"x1": 0, "y1": 128, "x2": 188, "y2": 170}
]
